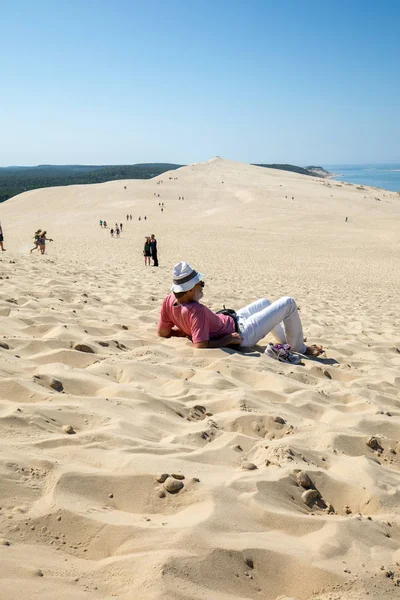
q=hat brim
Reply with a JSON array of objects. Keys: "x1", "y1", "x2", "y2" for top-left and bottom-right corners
[{"x1": 171, "y1": 272, "x2": 204, "y2": 293}]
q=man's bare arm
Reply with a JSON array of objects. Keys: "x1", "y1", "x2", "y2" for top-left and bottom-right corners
[{"x1": 194, "y1": 333, "x2": 242, "y2": 349}]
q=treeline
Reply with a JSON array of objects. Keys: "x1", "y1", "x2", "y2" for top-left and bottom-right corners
[
  {"x1": 253, "y1": 164, "x2": 323, "y2": 178},
  {"x1": 0, "y1": 163, "x2": 182, "y2": 203}
]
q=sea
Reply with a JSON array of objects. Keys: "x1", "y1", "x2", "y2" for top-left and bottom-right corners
[{"x1": 325, "y1": 164, "x2": 400, "y2": 192}]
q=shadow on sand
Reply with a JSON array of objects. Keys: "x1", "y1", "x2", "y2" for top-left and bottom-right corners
[{"x1": 221, "y1": 345, "x2": 339, "y2": 366}]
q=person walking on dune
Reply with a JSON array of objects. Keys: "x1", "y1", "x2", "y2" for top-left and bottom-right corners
[
  {"x1": 143, "y1": 237, "x2": 152, "y2": 266},
  {"x1": 150, "y1": 234, "x2": 158, "y2": 267},
  {"x1": 0, "y1": 222, "x2": 5, "y2": 251},
  {"x1": 39, "y1": 231, "x2": 53, "y2": 255},
  {"x1": 158, "y1": 261, "x2": 324, "y2": 358},
  {"x1": 30, "y1": 229, "x2": 42, "y2": 253}
]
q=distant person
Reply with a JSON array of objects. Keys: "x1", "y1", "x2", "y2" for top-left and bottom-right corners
[
  {"x1": 110, "y1": 228, "x2": 114, "y2": 237},
  {"x1": 100, "y1": 219, "x2": 103, "y2": 227},
  {"x1": 150, "y1": 234, "x2": 158, "y2": 267},
  {"x1": 143, "y1": 236, "x2": 152, "y2": 266},
  {"x1": 115, "y1": 226, "x2": 120, "y2": 238},
  {"x1": 39, "y1": 231, "x2": 53, "y2": 255},
  {"x1": 158, "y1": 261, "x2": 324, "y2": 358},
  {"x1": 138, "y1": 216, "x2": 141, "y2": 221},
  {"x1": 130, "y1": 214, "x2": 132, "y2": 220},
  {"x1": 144, "y1": 215, "x2": 147, "y2": 221},
  {"x1": 30, "y1": 229, "x2": 42, "y2": 253},
  {"x1": 120, "y1": 222, "x2": 123, "y2": 231},
  {"x1": 126, "y1": 214, "x2": 129, "y2": 221},
  {"x1": 103, "y1": 220, "x2": 107, "y2": 228},
  {"x1": 0, "y1": 222, "x2": 5, "y2": 251},
  {"x1": 345, "y1": 217, "x2": 348, "y2": 222}
]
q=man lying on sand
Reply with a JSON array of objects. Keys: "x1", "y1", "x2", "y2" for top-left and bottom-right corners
[{"x1": 158, "y1": 261, "x2": 324, "y2": 357}]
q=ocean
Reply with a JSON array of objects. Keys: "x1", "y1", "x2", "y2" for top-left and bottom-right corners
[{"x1": 325, "y1": 164, "x2": 400, "y2": 192}]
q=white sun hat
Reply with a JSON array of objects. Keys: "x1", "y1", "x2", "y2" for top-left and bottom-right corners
[{"x1": 171, "y1": 261, "x2": 204, "y2": 293}]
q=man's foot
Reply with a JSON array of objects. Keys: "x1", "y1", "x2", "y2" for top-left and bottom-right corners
[{"x1": 304, "y1": 344, "x2": 324, "y2": 357}]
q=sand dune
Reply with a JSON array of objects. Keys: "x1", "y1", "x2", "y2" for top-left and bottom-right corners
[{"x1": 0, "y1": 158, "x2": 400, "y2": 599}]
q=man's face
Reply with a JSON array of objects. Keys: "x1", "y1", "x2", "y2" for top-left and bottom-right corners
[{"x1": 192, "y1": 281, "x2": 204, "y2": 301}]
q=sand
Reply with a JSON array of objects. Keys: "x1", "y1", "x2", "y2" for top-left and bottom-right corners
[{"x1": 0, "y1": 158, "x2": 399, "y2": 599}]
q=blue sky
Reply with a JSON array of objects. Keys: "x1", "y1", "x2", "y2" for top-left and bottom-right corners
[{"x1": 1, "y1": 0, "x2": 399, "y2": 166}]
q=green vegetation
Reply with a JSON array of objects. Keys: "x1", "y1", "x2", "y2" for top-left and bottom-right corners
[
  {"x1": 0, "y1": 163, "x2": 182, "y2": 203},
  {"x1": 253, "y1": 164, "x2": 323, "y2": 178}
]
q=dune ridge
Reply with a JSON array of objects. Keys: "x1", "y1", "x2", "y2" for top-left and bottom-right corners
[{"x1": 0, "y1": 158, "x2": 400, "y2": 599}]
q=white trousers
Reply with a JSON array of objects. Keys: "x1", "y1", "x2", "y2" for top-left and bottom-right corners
[{"x1": 236, "y1": 297, "x2": 307, "y2": 352}]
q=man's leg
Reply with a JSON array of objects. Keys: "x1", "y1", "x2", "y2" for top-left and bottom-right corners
[
  {"x1": 239, "y1": 296, "x2": 306, "y2": 352},
  {"x1": 237, "y1": 298, "x2": 286, "y2": 343}
]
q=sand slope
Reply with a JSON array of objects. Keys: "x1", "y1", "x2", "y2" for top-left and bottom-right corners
[{"x1": 0, "y1": 158, "x2": 400, "y2": 599}]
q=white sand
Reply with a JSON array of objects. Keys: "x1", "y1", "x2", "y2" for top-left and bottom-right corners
[{"x1": 0, "y1": 158, "x2": 399, "y2": 599}]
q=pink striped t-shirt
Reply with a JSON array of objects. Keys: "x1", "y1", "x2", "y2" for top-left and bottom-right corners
[{"x1": 159, "y1": 294, "x2": 235, "y2": 344}]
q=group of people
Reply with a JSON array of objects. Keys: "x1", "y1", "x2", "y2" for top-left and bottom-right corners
[
  {"x1": 143, "y1": 234, "x2": 158, "y2": 266},
  {"x1": 1, "y1": 222, "x2": 54, "y2": 255},
  {"x1": 97, "y1": 217, "x2": 159, "y2": 265},
  {"x1": 110, "y1": 222, "x2": 123, "y2": 237},
  {"x1": 30, "y1": 229, "x2": 53, "y2": 254}
]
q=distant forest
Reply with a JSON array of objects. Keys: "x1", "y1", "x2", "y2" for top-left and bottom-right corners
[
  {"x1": 0, "y1": 162, "x2": 326, "y2": 203},
  {"x1": 253, "y1": 164, "x2": 324, "y2": 177},
  {"x1": 0, "y1": 163, "x2": 182, "y2": 203}
]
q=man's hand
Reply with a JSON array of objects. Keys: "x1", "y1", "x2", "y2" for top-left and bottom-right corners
[
  {"x1": 227, "y1": 332, "x2": 242, "y2": 345},
  {"x1": 158, "y1": 326, "x2": 172, "y2": 338}
]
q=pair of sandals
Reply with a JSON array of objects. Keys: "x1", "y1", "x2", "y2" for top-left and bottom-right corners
[{"x1": 265, "y1": 342, "x2": 324, "y2": 364}]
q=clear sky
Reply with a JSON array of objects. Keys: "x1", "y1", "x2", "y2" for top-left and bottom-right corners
[{"x1": 1, "y1": 0, "x2": 399, "y2": 166}]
